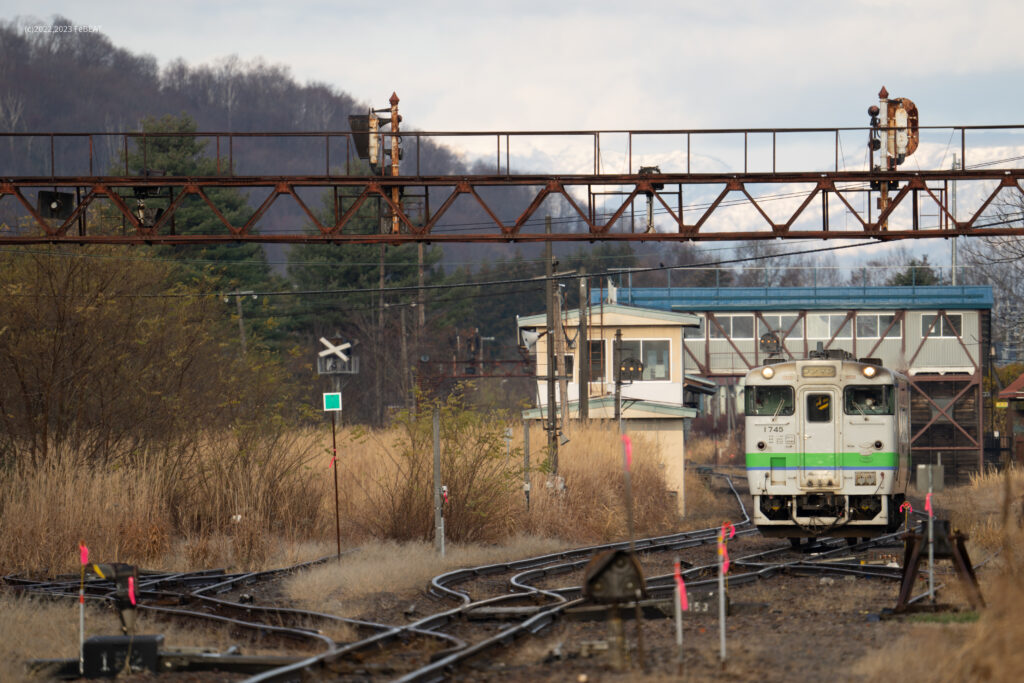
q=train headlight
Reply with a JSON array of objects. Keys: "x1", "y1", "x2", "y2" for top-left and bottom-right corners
[
  {"x1": 862, "y1": 365, "x2": 877, "y2": 378},
  {"x1": 761, "y1": 366, "x2": 775, "y2": 379}
]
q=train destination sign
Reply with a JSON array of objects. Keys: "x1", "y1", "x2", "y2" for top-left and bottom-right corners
[{"x1": 801, "y1": 366, "x2": 837, "y2": 377}]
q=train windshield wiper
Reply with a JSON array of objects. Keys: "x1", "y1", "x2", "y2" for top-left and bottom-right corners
[{"x1": 771, "y1": 398, "x2": 786, "y2": 422}]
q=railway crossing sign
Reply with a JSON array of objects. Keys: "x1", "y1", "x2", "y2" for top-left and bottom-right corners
[
  {"x1": 323, "y1": 392, "x2": 342, "y2": 412},
  {"x1": 317, "y1": 338, "x2": 359, "y2": 375},
  {"x1": 319, "y1": 337, "x2": 351, "y2": 362}
]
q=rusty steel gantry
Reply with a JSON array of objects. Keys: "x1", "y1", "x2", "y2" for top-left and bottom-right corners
[{"x1": 3, "y1": 91, "x2": 1024, "y2": 245}]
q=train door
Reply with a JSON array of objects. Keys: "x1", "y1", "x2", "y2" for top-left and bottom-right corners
[{"x1": 799, "y1": 388, "x2": 839, "y2": 486}]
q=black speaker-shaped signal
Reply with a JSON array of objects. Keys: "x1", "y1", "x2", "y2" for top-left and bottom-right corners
[{"x1": 37, "y1": 190, "x2": 75, "y2": 220}]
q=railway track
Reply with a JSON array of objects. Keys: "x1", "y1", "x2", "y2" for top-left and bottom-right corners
[{"x1": 6, "y1": 470, "x2": 961, "y2": 681}]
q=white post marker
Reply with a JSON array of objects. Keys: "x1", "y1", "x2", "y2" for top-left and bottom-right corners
[
  {"x1": 323, "y1": 392, "x2": 342, "y2": 559},
  {"x1": 927, "y1": 479, "x2": 935, "y2": 604},
  {"x1": 717, "y1": 522, "x2": 735, "y2": 665}
]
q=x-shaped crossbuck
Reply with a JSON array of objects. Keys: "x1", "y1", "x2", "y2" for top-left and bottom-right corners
[{"x1": 319, "y1": 338, "x2": 351, "y2": 362}]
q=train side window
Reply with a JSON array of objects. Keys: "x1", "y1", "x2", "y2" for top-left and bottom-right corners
[
  {"x1": 746, "y1": 386, "x2": 794, "y2": 416},
  {"x1": 806, "y1": 393, "x2": 832, "y2": 422}
]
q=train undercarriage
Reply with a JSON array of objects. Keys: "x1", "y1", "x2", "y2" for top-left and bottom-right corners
[{"x1": 753, "y1": 492, "x2": 905, "y2": 538}]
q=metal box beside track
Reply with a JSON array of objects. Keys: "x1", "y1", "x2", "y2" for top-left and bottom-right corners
[
  {"x1": 83, "y1": 634, "x2": 163, "y2": 677},
  {"x1": 582, "y1": 549, "x2": 647, "y2": 604}
]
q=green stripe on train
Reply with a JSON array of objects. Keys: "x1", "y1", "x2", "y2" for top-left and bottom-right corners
[{"x1": 745, "y1": 452, "x2": 899, "y2": 468}]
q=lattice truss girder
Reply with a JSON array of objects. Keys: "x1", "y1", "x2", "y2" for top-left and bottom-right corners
[{"x1": 2, "y1": 170, "x2": 1024, "y2": 244}]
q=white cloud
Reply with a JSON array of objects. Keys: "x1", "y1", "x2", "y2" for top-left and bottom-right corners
[{"x1": 10, "y1": 0, "x2": 1024, "y2": 133}]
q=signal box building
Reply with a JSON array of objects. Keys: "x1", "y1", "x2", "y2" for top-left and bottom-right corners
[{"x1": 517, "y1": 304, "x2": 708, "y2": 510}]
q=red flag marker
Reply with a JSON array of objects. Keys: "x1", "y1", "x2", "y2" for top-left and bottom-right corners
[
  {"x1": 128, "y1": 576, "x2": 136, "y2": 606},
  {"x1": 718, "y1": 522, "x2": 736, "y2": 574},
  {"x1": 899, "y1": 501, "x2": 912, "y2": 514},
  {"x1": 925, "y1": 493, "x2": 933, "y2": 517},
  {"x1": 79, "y1": 542, "x2": 88, "y2": 566},
  {"x1": 621, "y1": 434, "x2": 633, "y2": 471},
  {"x1": 674, "y1": 561, "x2": 688, "y2": 611}
]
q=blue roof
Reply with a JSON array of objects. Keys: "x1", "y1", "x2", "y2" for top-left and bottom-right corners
[{"x1": 599, "y1": 285, "x2": 993, "y2": 312}]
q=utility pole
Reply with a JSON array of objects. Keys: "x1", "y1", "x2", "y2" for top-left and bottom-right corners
[
  {"x1": 418, "y1": 242, "x2": 426, "y2": 328},
  {"x1": 952, "y1": 154, "x2": 959, "y2": 285},
  {"x1": 433, "y1": 406, "x2": 444, "y2": 555},
  {"x1": 545, "y1": 216, "x2": 559, "y2": 474},
  {"x1": 554, "y1": 282, "x2": 569, "y2": 431},
  {"x1": 680, "y1": 325, "x2": 686, "y2": 518},
  {"x1": 578, "y1": 275, "x2": 589, "y2": 421},
  {"x1": 400, "y1": 307, "x2": 411, "y2": 409},
  {"x1": 377, "y1": 243, "x2": 385, "y2": 426},
  {"x1": 614, "y1": 328, "x2": 623, "y2": 431}
]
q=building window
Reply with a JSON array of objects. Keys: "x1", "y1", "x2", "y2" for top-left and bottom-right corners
[
  {"x1": 562, "y1": 354, "x2": 574, "y2": 380},
  {"x1": 758, "y1": 314, "x2": 803, "y2": 339},
  {"x1": 588, "y1": 340, "x2": 605, "y2": 381},
  {"x1": 733, "y1": 316, "x2": 754, "y2": 339},
  {"x1": 807, "y1": 313, "x2": 852, "y2": 339},
  {"x1": 709, "y1": 314, "x2": 754, "y2": 339},
  {"x1": 921, "y1": 313, "x2": 963, "y2": 338},
  {"x1": 615, "y1": 339, "x2": 671, "y2": 381},
  {"x1": 856, "y1": 313, "x2": 902, "y2": 339},
  {"x1": 642, "y1": 340, "x2": 670, "y2": 380}
]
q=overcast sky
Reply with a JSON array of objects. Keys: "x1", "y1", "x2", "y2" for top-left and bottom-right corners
[{"x1": 8, "y1": 0, "x2": 1024, "y2": 132}]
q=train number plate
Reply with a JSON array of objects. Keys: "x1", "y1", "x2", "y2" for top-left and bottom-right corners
[{"x1": 801, "y1": 366, "x2": 836, "y2": 377}]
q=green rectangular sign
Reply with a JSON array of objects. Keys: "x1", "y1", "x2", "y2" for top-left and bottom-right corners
[{"x1": 323, "y1": 392, "x2": 342, "y2": 411}]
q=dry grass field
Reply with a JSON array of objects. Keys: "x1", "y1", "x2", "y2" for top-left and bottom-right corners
[
  {"x1": 0, "y1": 418, "x2": 728, "y2": 678},
  {"x1": 0, "y1": 419, "x2": 725, "y2": 577},
  {"x1": 855, "y1": 465, "x2": 1024, "y2": 682},
  {"x1": 6, "y1": 417, "x2": 1016, "y2": 681}
]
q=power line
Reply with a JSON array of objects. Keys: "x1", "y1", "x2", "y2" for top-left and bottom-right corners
[{"x1": 2, "y1": 240, "x2": 875, "y2": 300}]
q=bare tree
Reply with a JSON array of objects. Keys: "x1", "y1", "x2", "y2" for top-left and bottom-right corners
[
  {"x1": 963, "y1": 236, "x2": 1024, "y2": 359},
  {"x1": 215, "y1": 55, "x2": 241, "y2": 130},
  {"x1": 732, "y1": 241, "x2": 812, "y2": 287}
]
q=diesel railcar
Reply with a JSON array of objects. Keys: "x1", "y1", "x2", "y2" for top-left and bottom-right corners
[{"x1": 743, "y1": 348, "x2": 910, "y2": 540}]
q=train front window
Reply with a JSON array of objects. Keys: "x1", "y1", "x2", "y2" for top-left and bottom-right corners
[
  {"x1": 844, "y1": 385, "x2": 893, "y2": 415},
  {"x1": 746, "y1": 386, "x2": 794, "y2": 416}
]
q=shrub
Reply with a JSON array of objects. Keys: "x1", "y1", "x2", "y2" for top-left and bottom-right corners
[{"x1": 344, "y1": 390, "x2": 518, "y2": 544}]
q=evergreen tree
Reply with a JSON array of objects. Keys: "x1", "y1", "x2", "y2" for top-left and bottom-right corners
[
  {"x1": 886, "y1": 256, "x2": 943, "y2": 286},
  {"x1": 124, "y1": 114, "x2": 276, "y2": 293}
]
